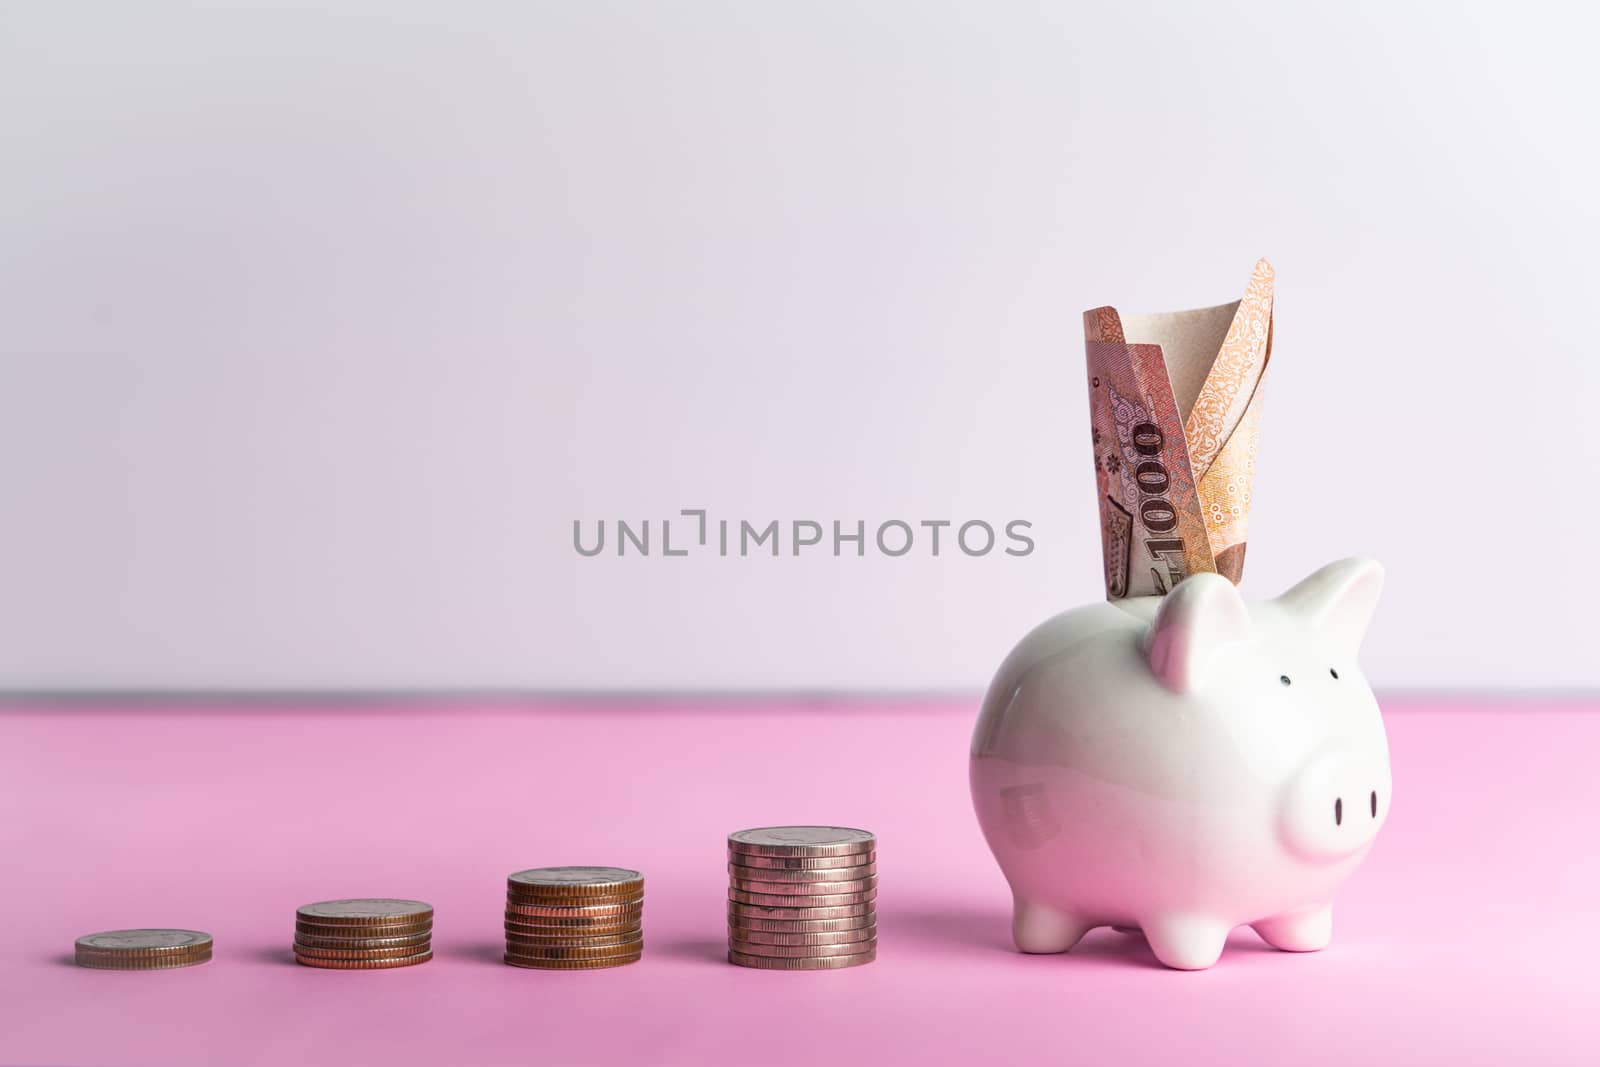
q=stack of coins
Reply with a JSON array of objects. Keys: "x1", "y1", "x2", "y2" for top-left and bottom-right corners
[
  {"x1": 503, "y1": 867, "x2": 644, "y2": 970},
  {"x1": 293, "y1": 898, "x2": 434, "y2": 969},
  {"x1": 727, "y1": 826, "x2": 877, "y2": 970},
  {"x1": 74, "y1": 929, "x2": 213, "y2": 970}
]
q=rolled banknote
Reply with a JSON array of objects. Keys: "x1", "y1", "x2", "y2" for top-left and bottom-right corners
[{"x1": 1083, "y1": 259, "x2": 1274, "y2": 598}]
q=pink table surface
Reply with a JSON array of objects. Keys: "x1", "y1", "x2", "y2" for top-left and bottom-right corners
[{"x1": 2, "y1": 697, "x2": 1597, "y2": 1066}]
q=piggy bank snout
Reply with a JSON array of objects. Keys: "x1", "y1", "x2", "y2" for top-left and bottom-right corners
[{"x1": 1278, "y1": 749, "x2": 1390, "y2": 862}]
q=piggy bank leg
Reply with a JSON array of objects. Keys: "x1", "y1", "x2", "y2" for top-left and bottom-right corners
[
  {"x1": 1141, "y1": 915, "x2": 1229, "y2": 970},
  {"x1": 1011, "y1": 896, "x2": 1089, "y2": 954},
  {"x1": 1252, "y1": 904, "x2": 1333, "y2": 952}
]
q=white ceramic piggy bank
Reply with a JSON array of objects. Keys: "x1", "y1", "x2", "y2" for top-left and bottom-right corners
[{"x1": 970, "y1": 557, "x2": 1389, "y2": 970}]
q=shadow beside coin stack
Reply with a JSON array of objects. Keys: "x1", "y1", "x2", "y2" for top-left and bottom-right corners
[
  {"x1": 504, "y1": 867, "x2": 644, "y2": 969},
  {"x1": 293, "y1": 899, "x2": 434, "y2": 969},
  {"x1": 727, "y1": 826, "x2": 877, "y2": 970}
]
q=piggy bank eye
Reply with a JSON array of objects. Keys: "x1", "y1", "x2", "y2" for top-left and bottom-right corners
[
  {"x1": 1279, "y1": 675, "x2": 1292, "y2": 687},
  {"x1": 1330, "y1": 668, "x2": 1340, "y2": 680}
]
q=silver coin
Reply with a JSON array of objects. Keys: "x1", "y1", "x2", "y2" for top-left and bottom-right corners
[
  {"x1": 75, "y1": 929, "x2": 213, "y2": 954},
  {"x1": 729, "y1": 874, "x2": 878, "y2": 896},
  {"x1": 727, "y1": 827, "x2": 874, "y2": 857},
  {"x1": 728, "y1": 913, "x2": 875, "y2": 933},
  {"x1": 729, "y1": 852, "x2": 877, "y2": 871},
  {"x1": 728, "y1": 947, "x2": 876, "y2": 970},
  {"x1": 507, "y1": 867, "x2": 642, "y2": 889},
  {"x1": 296, "y1": 899, "x2": 433, "y2": 923},
  {"x1": 728, "y1": 901, "x2": 875, "y2": 921},
  {"x1": 730, "y1": 926, "x2": 876, "y2": 947},
  {"x1": 726, "y1": 938, "x2": 877, "y2": 958},
  {"x1": 727, "y1": 861, "x2": 876, "y2": 883},
  {"x1": 730, "y1": 887, "x2": 878, "y2": 908}
]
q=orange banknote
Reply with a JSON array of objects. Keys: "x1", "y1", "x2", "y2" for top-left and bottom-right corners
[{"x1": 1083, "y1": 259, "x2": 1274, "y2": 598}]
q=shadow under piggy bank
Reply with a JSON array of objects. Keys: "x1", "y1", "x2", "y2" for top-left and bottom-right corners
[{"x1": 890, "y1": 906, "x2": 1279, "y2": 970}]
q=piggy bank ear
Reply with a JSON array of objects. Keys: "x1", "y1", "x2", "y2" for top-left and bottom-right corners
[
  {"x1": 1145, "y1": 572, "x2": 1253, "y2": 694},
  {"x1": 1275, "y1": 557, "x2": 1385, "y2": 653}
]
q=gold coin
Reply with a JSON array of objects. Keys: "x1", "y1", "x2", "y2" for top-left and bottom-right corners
[
  {"x1": 503, "y1": 912, "x2": 642, "y2": 932},
  {"x1": 728, "y1": 947, "x2": 876, "y2": 970},
  {"x1": 728, "y1": 852, "x2": 877, "y2": 871},
  {"x1": 294, "y1": 931, "x2": 432, "y2": 951},
  {"x1": 728, "y1": 874, "x2": 878, "y2": 896},
  {"x1": 505, "y1": 925, "x2": 641, "y2": 943},
  {"x1": 727, "y1": 827, "x2": 874, "y2": 859},
  {"x1": 504, "y1": 901, "x2": 642, "y2": 919},
  {"x1": 502, "y1": 941, "x2": 645, "y2": 961},
  {"x1": 293, "y1": 941, "x2": 430, "y2": 960},
  {"x1": 504, "y1": 930, "x2": 642, "y2": 949},
  {"x1": 506, "y1": 868, "x2": 643, "y2": 900},
  {"x1": 296, "y1": 899, "x2": 433, "y2": 926},
  {"x1": 729, "y1": 926, "x2": 875, "y2": 947},
  {"x1": 503, "y1": 952, "x2": 641, "y2": 970},
  {"x1": 296, "y1": 920, "x2": 432, "y2": 940},
  {"x1": 294, "y1": 950, "x2": 433, "y2": 969},
  {"x1": 727, "y1": 913, "x2": 875, "y2": 933},
  {"x1": 74, "y1": 953, "x2": 214, "y2": 966},
  {"x1": 726, "y1": 938, "x2": 876, "y2": 958},
  {"x1": 505, "y1": 915, "x2": 643, "y2": 927},
  {"x1": 728, "y1": 861, "x2": 876, "y2": 883},
  {"x1": 729, "y1": 887, "x2": 877, "y2": 908},
  {"x1": 76, "y1": 951, "x2": 212, "y2": 971},
  {"x1": 728, "y1": 901, "x2": 874, "y2": 921}
]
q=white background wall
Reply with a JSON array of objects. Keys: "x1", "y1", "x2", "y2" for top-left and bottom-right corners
[{"x1": 3, "y1": 1, "x2": 1596, "y2": 693}]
